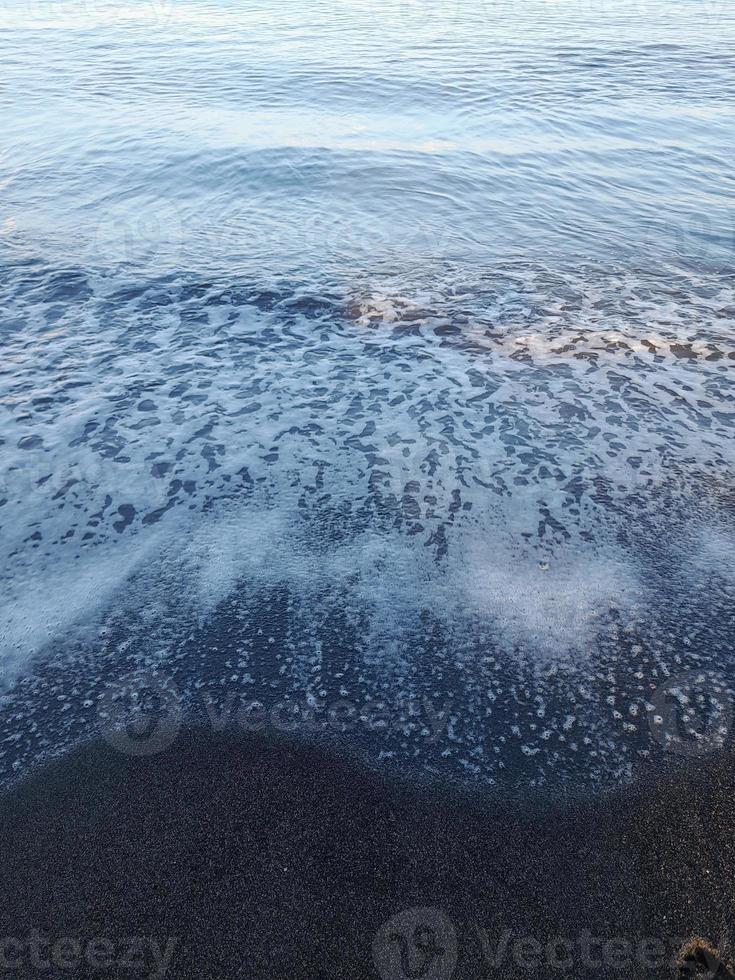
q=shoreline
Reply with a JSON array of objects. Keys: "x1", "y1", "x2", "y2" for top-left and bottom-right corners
[
  {"x1": 2, "y1": 726, "x2": 734, "y2": 978},
  {"x1": 0, "y1": 692, "x2": 717, "y2": 808}
]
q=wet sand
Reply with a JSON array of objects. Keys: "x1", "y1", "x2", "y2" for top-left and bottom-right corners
[{"x1": 1, "y1": 729, "x2": 734, "y2": 978}]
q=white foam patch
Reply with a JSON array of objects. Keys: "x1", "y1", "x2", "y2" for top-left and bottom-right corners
[
  {"x1": 462, "y1": 543, "x2": 640, "y2": 659},
  {"x1": 0, "y1": 532, "x2": 162, "y2": 683},
  {"x1": 1, "y1": 259, "x2": 733, "y2": 790},
  {"x1": 82, "y1": 496, "x2": 636, "y2": 660},
  {"x1": 683, "y1": 522, "x2": 735, "y2": 578},
  {"x1": 1, "y1": 262, "x2": 733, "y2": 662}
]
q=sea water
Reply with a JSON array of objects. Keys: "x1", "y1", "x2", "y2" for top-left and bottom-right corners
[{"x1": 0, "y1": 0, "x2": 734, "y2": 791}]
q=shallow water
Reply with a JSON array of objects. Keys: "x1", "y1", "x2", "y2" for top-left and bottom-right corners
[{"x1": 0, "y1": 0, "x2": 734, "y2": 793}]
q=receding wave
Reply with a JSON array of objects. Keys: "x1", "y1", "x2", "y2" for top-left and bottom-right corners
[{"x1": 1, "y1": 255, "x2": 733, "y2": 791}]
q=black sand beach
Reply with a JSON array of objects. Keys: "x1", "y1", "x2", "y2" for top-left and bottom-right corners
[{"x1": 1, "y1": 730, "x2": 734, "y2": 979}]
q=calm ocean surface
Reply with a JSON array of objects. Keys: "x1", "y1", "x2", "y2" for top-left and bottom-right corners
[{"x1": 0, "y1": 0, "x2": 734, "y2": 793}]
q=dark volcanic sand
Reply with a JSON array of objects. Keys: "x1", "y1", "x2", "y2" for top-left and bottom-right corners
[{"x1": 1, "y1": 730, "x2": 734, "y2": 979}]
